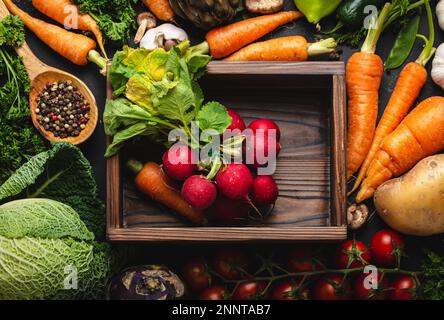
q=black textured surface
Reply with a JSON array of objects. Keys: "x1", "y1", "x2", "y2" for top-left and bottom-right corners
[{"x1": 15, "y1": 0, "x2": 444, "y2": 269}]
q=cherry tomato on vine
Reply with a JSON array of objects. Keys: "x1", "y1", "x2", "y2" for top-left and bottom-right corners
[
  {"x1": 200, "y1": 285, "x2": 227, "y2": 300},
  {"x1": 370, "y1": 229, "x2": 405, "y2": 267},
  {"x1": 233, "y1": 281, "x2": 268, "y2": 300},
  {"x1": 389, "y1": 275, "x2": 417, "y2": 300},
  {"x1": 335, "y1": 239, "x2": 372, "y2": 269},
  {"x1": 287, "y1": 246, "x2": 324, "y2": 273},
  {"x1": 270, "y1": 278, "x2": 310, "y2": 300},
  {"x1": 212, "y1": 249, "x2": 249, "y2": 280},
  {"x1": 312, "y1": 274, "x2": 350, "y2": 300},
  {"x1": 181, "y1": 258, "x2": 211, "y2": 292},
  {"x1": 353, "y1": 272, "x2": 389, "y2": 300}
]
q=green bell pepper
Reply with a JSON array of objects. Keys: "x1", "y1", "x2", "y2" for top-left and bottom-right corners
[{"x1": 294, "y1": 0, "x2": 343, "y2": 24}]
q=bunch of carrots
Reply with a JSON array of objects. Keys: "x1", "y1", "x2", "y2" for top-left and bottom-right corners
[
  {"x1": 347, "y1": 0, "x2": 444, "y2": 203},
  {"x1": 2, "y1": 0, "x2": 107, "y2": 72}
]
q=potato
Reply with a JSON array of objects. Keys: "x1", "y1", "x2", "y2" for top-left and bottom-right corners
[{"x1": 374, "y1": 154, "x2": 444, "y2": 236}]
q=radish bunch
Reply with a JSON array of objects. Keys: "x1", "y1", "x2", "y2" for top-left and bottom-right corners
[{"x1": 161, "y1": 109, "x2": 282, "y2": 223}]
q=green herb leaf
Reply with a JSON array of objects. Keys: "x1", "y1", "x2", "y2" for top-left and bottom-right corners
[
  {"x1": 422, "y1": 250, "x2": 444, "y2": 300},
  {"x1": 196, "y1": 102, "x2": 231, "y2": 134}
]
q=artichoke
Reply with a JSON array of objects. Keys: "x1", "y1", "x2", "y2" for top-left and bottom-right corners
[{"x1": 169, "y1": 0, "x2": 240, "y2": 30}]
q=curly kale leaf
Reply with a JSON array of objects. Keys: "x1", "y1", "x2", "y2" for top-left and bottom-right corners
[
  {"x1": 0, "y1": 143, "x2": 105, "y2": 239},
  {"x1": 0, "y1": 15, "x2": 25, "y2": 47},
  {"x1": 422, "y1": 250, "x2": 444, "y2": 300},
  {"x1": 74, "y1": 0, "x2": 138, "y2": 43},
  {"x1": 0, "y1": 119, "x2": 48, "y2": 185}
]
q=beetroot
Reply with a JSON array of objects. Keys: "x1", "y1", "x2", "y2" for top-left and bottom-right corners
[
  {"x1": 210, "y1": 195, "x2": 251, "y2": 223},
  {"x1": 226, "y1": 108, "x2": 246, "y2": 132},
  {"x1": 248, "y1": 119, "x2": 281, "y2": 141},
  {"x1": 181, "y1": 175, "x2": 217, "y2": 210},
  {"x1": 216, "y1": 163, "x2": 254, "y2": 200},
  {"x1": 162, "y1": 145, "x2": 197, "y2": 181},
  {"x1": 244, "y1": 133, "x2": 281, "y2": 168},
  {"x1": 251, "y1": 175, "x2": 279, "y2": 205}
]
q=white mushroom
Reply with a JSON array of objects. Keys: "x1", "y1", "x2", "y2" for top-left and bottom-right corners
[
  {"x1": 347, "y1": 203, "x2": 369, "y2": 230},
  {"x1": 246, "y1": 0, "x2": 284, "y2": 14},
  {"x1": 140, "y1": 23, "x2": 188, "y2": 51},
  {"x1": 134, "y1": 12, "x2": 157, "y2": 44}
]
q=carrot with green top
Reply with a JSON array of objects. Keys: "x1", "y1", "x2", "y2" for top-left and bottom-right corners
[
  {"x1": 205, "y1": 11, "x2": 303, "y2": 59},
  {"x1": 3, "y1": 0, "x2": 106, "y2": 72},
  {"x1": 346, "y1": 3, "x2": 391, "y2": 180},
  {"x1": 224, "y1": 36, "x2": 337, "y2": 61},
  {"x1": 350, "y1": 0, "x2": 435, "y2": 194},
  {"x1": 31, "y1": 0, "x2": 107, "y2": 58}
]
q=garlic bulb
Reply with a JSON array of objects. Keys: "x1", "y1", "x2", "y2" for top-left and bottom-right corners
[
  {"x1": 432, "y1": 43, "x2": 444, "y2": 90},
  {"x1": 437, "y1": 0, "x2": 444, "y2": 31}
]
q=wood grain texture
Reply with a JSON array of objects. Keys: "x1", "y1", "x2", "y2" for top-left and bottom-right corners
[
  {"x1": 106, "y1": 62, "x2": 347, "y2": 241},
  {"x1": 207, "y1": 61, "x2": 345, "y2": 75},
  {"x1": 107, "y1": 226, "x2": 348, "y2": 242}
]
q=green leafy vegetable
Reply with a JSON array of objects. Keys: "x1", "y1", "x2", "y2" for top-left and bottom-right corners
[
  {"x1": 0, "y1": 15, "x2": 48, "y2": 185},
  {"x1": 0, "y1": 198, "x2": 94, "y2": 241},
  {"x1": 422, "y1": 250, "x2": 444, "y2": 300},
  {"x1": 0, "y1": 146, "x2": 112, "y2": 300},
  {"x1": 196, "y1": 102, "x2": 231, "y2": 134},
  {"x1": 73, "y1": 0, "x2": 138, "y2": 44},
  {"x1": 0, "y1": 143, "x2": 105, "y2": 239},
  {"x1": 104, "y1": 41, "x2": 217, "y2": 157}
]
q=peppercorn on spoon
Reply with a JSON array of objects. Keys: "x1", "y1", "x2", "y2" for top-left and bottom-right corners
[{"x1": 0, "y1": 0, "x2": 98, "y2": 145}]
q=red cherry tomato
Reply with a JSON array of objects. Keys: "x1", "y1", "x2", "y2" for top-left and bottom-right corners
[
  {"x1": 200, "y1": 285, "x2": 227, "y2": 300},
  {"x1": 335, "y1": 239, "x2": 372, "y2": 269},
  {"x1": 181, "y1": 258, "x2": 211, "y2": 292},
  {"x1": 212, "y1": 249, "x2": 248, "y2": 280},
  {"x1": 353, "y1": 272, "x2": 389, "y2": 300},
  {"x1": 370, "y1": 229, "x2": 405, "y2": 267},
  {"x1": 312, "y1": 274, "x2": 350, "y2": 300},
  {"x1": 287, "y1": 246, "x2": 324, "y2": 273},
  {"x1": 233, "y1": 281, "x2": 267, "y2": 300},
  {"x1": 389, "y1": 275, "x2": 417, "y2": 300},
  {"x1": 271, "y1": 278, "x2": 310, "y2": 300}
]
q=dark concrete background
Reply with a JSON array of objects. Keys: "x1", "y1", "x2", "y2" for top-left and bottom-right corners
[{"x1": 13, "y1": 0, "x2": 444, "y2": 271}]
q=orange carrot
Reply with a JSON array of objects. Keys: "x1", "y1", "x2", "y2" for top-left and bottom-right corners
[
  {"x1": 128, "y1": 161, "x2": 208, "y2": 225},
  {"x1": 350, "y1": 0, "x2": 435, "y2": 194},
  {"x1": 356, "y1": 96, "x2": 444, "y2": 202},
  {"x1": 3, "y1": 0, "x2": 96, "y2": 66},
  {"x1": 346, "y1": 4, "x2": 391, "y2": 180},
  {"x1": 206, "y1": 11, "x2": 303, "y2": 59},
  {"x1": 31, "y1": 0, "x2": 107, "y2": 59},
  {"x1": 224, "y1": 36, "x2": 336, "y2": 61},
  {"x1": 143, "y1": 0, "x2": 174, "y2": 22}
]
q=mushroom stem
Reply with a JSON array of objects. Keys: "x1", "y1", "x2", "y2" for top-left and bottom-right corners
[
  {"x1": 307, "y1": 38, "x2": 337, "y2": 56},
  {"x1": 135, "y1": 19, "x2": 149, "y2": 44}
]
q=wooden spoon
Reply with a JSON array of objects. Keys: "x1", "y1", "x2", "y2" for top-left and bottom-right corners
[{"x1": 0, "y1": 1, "x2": 98, "y2": 145}]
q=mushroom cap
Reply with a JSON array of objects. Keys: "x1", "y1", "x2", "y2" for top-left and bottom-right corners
[
  {"x1": 347, "y1": 203, "x2": 369, "y2": 230},
  {"x1": 246, "y1": 0, "x2": 284, "y2": 14},
  {"x1": 137, "y1": 12, "x2": 157, "y2": 28}
]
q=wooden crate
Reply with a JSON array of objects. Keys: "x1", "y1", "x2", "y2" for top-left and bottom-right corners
[{"x1": 107, "y1": 62, "x2": 347, "y2": 242}]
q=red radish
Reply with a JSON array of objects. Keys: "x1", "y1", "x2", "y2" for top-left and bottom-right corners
[
  {"x1": 226, "y1": 108, "x2": 246, "y2": 131},
  {"x1": 244, "y1": 133, "x2": 281, "y2": 168},
  {"x1": 251, "y1": 175, "x2": 279, "y2": 205},
  {"x1": 210, "y1": 195, "x2": 251, "y2": 223},
  {"x1": 162, "y1": 145, "x2": 197, "y2": 181},
  {"x1": 248, "y1": 119, "x2": 281, "y2": 141},
  {"x1": 216, "y1": 163, "x2": 254, "y2": 200},
  {"x1": 181, "y1": 175, "x2": 217, "y2": 210}
]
